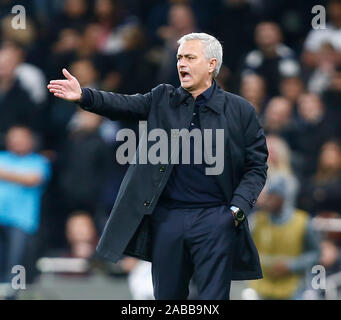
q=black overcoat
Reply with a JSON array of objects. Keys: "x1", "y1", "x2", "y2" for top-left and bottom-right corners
[{"x1": 79, "y1": 83, "x2": 268, "y2": 280}]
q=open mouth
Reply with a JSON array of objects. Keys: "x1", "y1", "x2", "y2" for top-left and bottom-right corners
[{"x1": 180, "y1": 71, "x2": 191, "y2": 81}]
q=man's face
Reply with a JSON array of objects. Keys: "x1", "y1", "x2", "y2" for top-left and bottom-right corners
[
  {"x1": 264, "y1": 192, "x2": 284, "y2": 215},
  {"x1": 5, "y1": 127, "x2": 34, "y2": 156},
  {"x1": 255, "y1": 23, "x2": 281, "y2": 52},
  {"x1": 177, "y1": 39, "x2": 215, "y2": 92}
]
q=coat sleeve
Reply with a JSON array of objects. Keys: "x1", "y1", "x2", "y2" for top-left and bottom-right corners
[
  {"x1": 231, "y1": 102, "x2": 268, "y2": 216},
  {"x1": 77, "y1": 87, "x2": 153, "y2": 121}
]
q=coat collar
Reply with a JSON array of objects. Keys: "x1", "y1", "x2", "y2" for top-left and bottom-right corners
[{"x1": 176, "y1": 80, "x2": 226, "y2": 114}]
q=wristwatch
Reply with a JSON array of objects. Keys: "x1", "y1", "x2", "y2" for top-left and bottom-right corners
[{"x1": 230, "y1": 206, "x2": 246, "y2": 223}]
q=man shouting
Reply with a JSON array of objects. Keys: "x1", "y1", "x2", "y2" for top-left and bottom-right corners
[{"x1": 47, "y1": 33, "x2": 268, "y2": 300}]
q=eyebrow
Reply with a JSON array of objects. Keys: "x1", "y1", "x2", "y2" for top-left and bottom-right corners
[{"x1": 176, "y1": 54, "x2": 197, "y2": 58}]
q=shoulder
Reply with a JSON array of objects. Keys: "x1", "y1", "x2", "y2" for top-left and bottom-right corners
[
  {"x1": 151, "y1": 83, "x2": 177, "y2": 95},
  {"x1": 224, "y1": 91, "x2": 256, "y2": 116}
]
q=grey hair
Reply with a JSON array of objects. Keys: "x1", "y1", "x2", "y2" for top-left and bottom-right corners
[{"x1": 177, "y1": 32, "x2": 223, "y2": 78}]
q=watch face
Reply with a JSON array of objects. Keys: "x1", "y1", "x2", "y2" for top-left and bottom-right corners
[{"x1": 236, "y1": 210, "x2": 245, "y2": 221}]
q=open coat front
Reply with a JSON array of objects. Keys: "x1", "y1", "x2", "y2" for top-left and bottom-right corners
[{"x1": 79, "y1": 83, "x2": 268, "y2": 280}]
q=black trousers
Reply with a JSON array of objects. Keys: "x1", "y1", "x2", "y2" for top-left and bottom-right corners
[{"x1": 150, "y1": 203, "x2": 237, "y2": 300}]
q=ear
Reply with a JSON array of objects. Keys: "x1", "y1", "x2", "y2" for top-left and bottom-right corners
[{"x1": 208, "y1": 58, "x2": 218, "y2": 75}]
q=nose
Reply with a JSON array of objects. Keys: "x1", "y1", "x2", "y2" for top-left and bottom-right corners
[{"x1": 177, "y1": 58, "x2": 187, "y2": 69}]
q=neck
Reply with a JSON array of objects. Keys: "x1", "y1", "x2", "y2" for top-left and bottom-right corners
[{"x1": 186, "y1": 79, "x2": 213, "y2": 100}]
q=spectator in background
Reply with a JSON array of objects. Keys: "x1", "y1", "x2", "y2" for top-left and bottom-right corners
[
  {"x1": 0, "y1": 125, "x2": 50, "y2": 283},
  {"x1": 65, "y1": 211, "x2": 98, "y2": 259},
  {"x1": 156, "y1": 3, "x2": 197, "y2": 86},
  {"x1": 1, "y1": 14, "x2": 36, "y2": 49},
  {"x1": 0, "y1": 40, "x2": 47, "y2": 107},
  {"x1": 57, "y1": 108, "x2": 112, "y2": 215},
  {"x1": 49, "y1": 57, "x2": 121, "y2": 148},
  {"x1": 48, "y1": 0, "x2": 89, "y2": 47},
  {"x1": 0, "y1": 43, "x2": 37, "y2": 149},
  {"x1": 298, "y1": 140, "x2": 341, "y2": 216},
  {"x1": 302, "y1": 0, "x2": 341, "y2": 69},
  {"x1": 242, "y1": 21, "x2": 300, "y2": 97},
  {"x1": 262, "y1": 97, "x2": 295, "y2": 144},
  {"x1": 248, "y1": 175, "x2": 320, "y2": 300},
  {"x1": 307, "y1": 42, "x2": 339, "y2": 94},
  {"x1": 322, "y1": 65, "x2": 341, "y2": 138},
  {"x1": 320, "y1": 239, "x2": 341, "y2": 277},
  {"x1": 1, "y1": 9, "x2": 50, "y2": 71},
  {"x1": 111, "y1": 24, "x2": 154, "y2": 94},
  {"x1": 240, "y1": 73, "x2": 267, "y2": 114},
  {"x1": 48, "y1": 22, "x2": 116, "y2": 81},
  {"x1": 214, "y1": 0, "x2": 258, "y2": 73},
  {"x1": 257, "y1": 134, "x2": 299, "y2": 214},
  {"x1": 279, "y1": 75, "x2": 305, "y2": 111},
  {"x1": 49, "y1": 58, "x2": 100, "y2": 150},
  {"x1": 290, "y1": 93, "x2": 337, "y2": 179},
  {"x1": 94, "y1": 0, "x2": 136, "y2": 55}
]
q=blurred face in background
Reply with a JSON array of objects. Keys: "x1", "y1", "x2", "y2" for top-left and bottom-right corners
[
  {"x1": 0, "y1": 44, "x2": 22, "y2": 82},
  {"x1": 169, "y1": 4, "x2": 195, "y2": 34},
  {"x1": 263, "y1": 192, "x2": 284, "y2": 215},
  {"x1": 328, "y1": 0, "x2": 341, "y2": 27},
  {"x1": 81, "y1": 24, "x2": 101, "y2": 52},
  {"x1": 264, "y1": 97, "x2": 292, "y2": 132},
  {"x1": 70, "y1": 59, "x2": 98, "y2": 87},
  {"x1": 5, "y1": 127, "x2": 34, "y2": 156},
  {"x1": 265, "y1": 134, "x2": 291, "y2": 175},
  {"x1": 255, "y1": 22, "x2": 282, "y2": 55},
  {"x1": 297, "y1": 93, "x2": 324, "y2": 123},
  {"x1": 95, "y1": 0, "x2": 116, "y2": 21},
  {"x1": 279, "y1": 76, "x2": 305, "y2": 104},
  {"x1": 66, "y1": 214, "x2": 96, "y2": 244},
  {"x1": 72, "y1": 108, "x2": 103, "y2": 132},
  {"x1": 53, "y1": 28, "x2": 81, "y2": 53},
  {"x1": 240, "y1": 74, "x2": 266, "y2": 113},
  {"x1": 66, "y1": 213, "x2": 97, "y2": 258},
  {"x1": 64, "y1": 0, "x2": 87, "y2": 18},
  {"x1": 177, "y1": 39, "x2": 217, "y2": 94},
  {"x1": 318, "y1": 141, "x2": 341, "y2": 172}
]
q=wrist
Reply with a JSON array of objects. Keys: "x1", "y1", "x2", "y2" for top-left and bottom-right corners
[
  {"x1": 78, "y1": 88, "x2": 83, "y2": 102},
  {"x1": 230, "y1": 206, "x2": 246, "y2": 223}
]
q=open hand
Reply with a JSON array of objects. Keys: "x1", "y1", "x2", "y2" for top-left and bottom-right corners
[{"x1": 47, "y1": 68, "x2": 82, "y2": 101}]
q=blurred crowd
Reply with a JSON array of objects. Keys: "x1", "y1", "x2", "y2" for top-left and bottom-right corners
[{"x1": 0, "y1": 0, "x2": 341, "y2": 299}]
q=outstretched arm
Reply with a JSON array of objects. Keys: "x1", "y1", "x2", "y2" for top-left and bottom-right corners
[{"x1": 47, "y1": 69, "x2": 152, "y2": 120}]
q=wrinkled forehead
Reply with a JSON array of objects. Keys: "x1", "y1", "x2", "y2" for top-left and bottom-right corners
[{"x1": 177, "y1": 39, "x2": 205, "y2": 56}]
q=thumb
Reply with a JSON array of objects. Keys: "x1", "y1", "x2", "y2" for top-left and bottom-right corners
[{"x1": 62, "y1": 68, "x2": 74, "y2": 80}]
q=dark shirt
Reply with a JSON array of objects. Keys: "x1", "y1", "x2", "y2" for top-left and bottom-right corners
[{"x1": 160, "y1": 80, "x2": 226, "y2": 208}]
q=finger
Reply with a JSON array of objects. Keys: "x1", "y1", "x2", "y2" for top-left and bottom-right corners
[
  {"x1": 48, "y1": 86, "x2": 64, "y2": 93},
  {"x1": 47, "y1": 84, "x2": 64, "y2": 90},
  {"x1": 49, "y1": 80, "x2": 68, "y2": 86},
  {"x1": 53, "y1": 92, "x2": 66, "y2": 98},
  {"x1": 50, "y1": 89, "x2": 64, "y2": 96},
  {"x1": 62, "y1": 68, "x2": 74, "y2": 80}
]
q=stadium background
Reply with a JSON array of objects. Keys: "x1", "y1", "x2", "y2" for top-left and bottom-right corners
[{"x1": 0, "y1": 0, "x2": 341, "y2": 299}]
